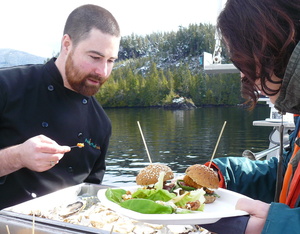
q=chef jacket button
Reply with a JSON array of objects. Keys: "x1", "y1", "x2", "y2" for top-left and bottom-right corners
[
  {"x1": 48, "y1": 85, "x2": 54, "y2": 91},
  {"x1": 41, "y1": 122, "x2": 49, "y2": 128},
  {"x1": 82, "y1": 99, "x2": 88, "y2": 104},
  {"x1": 77, "y1": 132, "x2": 83, "y2": 138},
  {"x1": 67, "y1": 167, "x2": 73, "y2": 173}
]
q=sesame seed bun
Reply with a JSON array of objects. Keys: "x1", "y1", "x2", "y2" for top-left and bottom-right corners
[
  {"x1": 184, "y1": 164, "x2": 219, "y2": 189},
  {"x1": 136, "y1": 164, "x2": 174, "y2": 186}
]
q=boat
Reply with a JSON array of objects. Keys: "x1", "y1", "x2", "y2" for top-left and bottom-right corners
[
  {"x1": 251, "y1": 98, "x2": 294, "y2": 159},
  {"x1": 200, "y1": 0, "x2": 295, "y2": 160},
  {"x1": 200, "y1": 19, "x2": 295, "y2": 160}
]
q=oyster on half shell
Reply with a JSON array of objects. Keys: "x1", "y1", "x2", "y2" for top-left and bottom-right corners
[{"x1": 59, "y1": 200, "x2": 86, "y2": 218}]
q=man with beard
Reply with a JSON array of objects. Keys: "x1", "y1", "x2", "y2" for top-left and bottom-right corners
[{"x1": 0, "y1": 4, "x2": 121, "y2": 209}]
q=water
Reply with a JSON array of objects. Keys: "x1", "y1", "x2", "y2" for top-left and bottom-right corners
[{"x1": 102, "y1": 106, "x2": 271, "y2": 186}]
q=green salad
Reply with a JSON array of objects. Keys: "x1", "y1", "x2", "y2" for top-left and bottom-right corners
[{"x1": 105, "y1": 172, "x2": 206, "y2": 214}]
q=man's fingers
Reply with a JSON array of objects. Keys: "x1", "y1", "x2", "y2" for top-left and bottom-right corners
[{"x1": 38, "y1": 143, "x2": 71, "y2": 154}]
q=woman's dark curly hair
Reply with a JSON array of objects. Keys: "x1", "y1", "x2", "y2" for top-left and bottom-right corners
[{"x1": 217, "y1": 0, "x2": 300, "y2": 109}]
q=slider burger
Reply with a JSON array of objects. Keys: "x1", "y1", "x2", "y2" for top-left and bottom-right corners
[
  {"x1": 136, "y1": 163, "x2": 174, "y2": 188},
  {"x1": 180, "y1": 164, "x2": 220, "y2": 203}
]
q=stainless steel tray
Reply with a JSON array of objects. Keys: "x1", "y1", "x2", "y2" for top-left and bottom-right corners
[
  {"x1": 1, "y1": 183, "x2": 113, "y2": 234},
  {"x1": 1, "y1": 183, "x2": 209, "y2": 234}
]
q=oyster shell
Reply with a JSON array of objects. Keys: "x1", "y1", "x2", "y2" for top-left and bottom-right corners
[{"x1": 59, "y1": 200, "x2": 86, "y2": 218}]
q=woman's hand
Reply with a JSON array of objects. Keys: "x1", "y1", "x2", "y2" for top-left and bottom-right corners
[{"x1": 236, "y1": 198, "x2": 270, "y2": 234}]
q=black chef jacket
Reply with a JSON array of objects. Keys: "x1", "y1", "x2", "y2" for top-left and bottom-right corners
[{"x1": 0, "y1": 58, "x2": 111, "y2": 209}]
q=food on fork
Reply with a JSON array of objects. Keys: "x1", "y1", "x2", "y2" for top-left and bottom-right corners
[{"x1": 76, "y1": 143, "x2": 84, "y2": 148}]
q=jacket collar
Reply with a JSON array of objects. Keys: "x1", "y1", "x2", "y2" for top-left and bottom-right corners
[
  {"x1": 275, "y1": 42, "x2": 300, "y2": 114},
  {"x1": 44, "y1": 57, "x2": 64, "y2": 86}
]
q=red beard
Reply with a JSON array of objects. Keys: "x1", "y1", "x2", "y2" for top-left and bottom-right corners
[{"x1": 65, "y1": 53, "x2": 104, "y2": 96}]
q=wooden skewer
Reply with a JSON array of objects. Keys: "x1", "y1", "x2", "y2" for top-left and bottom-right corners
[
  {"x1": 110, "y1": 225, "x2": 114, "y2": 234},
  {"x1": 137, "y1": 121, "x2": 152, "y2": 164},
  {"x1": 6, "y1": 225, "x2": 10, "y2": 234},
  {"x1": 32, "y1": 213, "x2": 35, "y2": 234},
  {"x1": 208, "y1": 121, "x2": 227, "y2": 168}
]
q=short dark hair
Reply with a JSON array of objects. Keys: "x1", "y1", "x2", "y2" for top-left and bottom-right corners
[
  {"x1": 63, "y1": 4, "x2": 120, "y2": 46},
  {"x1": 217, "y1": 0, "x2": 300, "y2": 108}
]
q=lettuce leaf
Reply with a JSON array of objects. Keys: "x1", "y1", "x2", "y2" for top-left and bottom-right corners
[
  {"x1": 132, "y1": 188, "x2": 176, "y2": 202},
  {"x1": 172, "y1": 188, "x2": 206, "y2": 211},
  {"x1": 154, "y1": 171, "x2": 165, "y2": 190},
  {"x1": 147, "y1": 189, "x2": 176, "y2": 201},
  {"x1": 104, "y1": 173, "x2": 206, "y2": 214},
  {"x1": 131, "y1": 188, "x2": 157, "y2": 198},
  {"x1": 105, "y1": 188, "x2": 126, "y2": 204},
  {"x1": 120, "y1": 199, "x2": 173, "y2": 214}
]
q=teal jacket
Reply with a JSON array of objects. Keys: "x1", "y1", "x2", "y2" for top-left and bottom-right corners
[
  {"x1": 212, "y1": 118, "x2": 300, "y2": 233},
  {"x1": 212, "y1": 156, "x2": 300, "y2": 233},
  {"x1": 211, "y1": 42, "x2": 300, "y2": 233}
]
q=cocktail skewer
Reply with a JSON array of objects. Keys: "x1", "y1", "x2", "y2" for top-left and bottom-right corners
[
  {"x1": 137, "y1": 121, "x2": 153, "y2": 164},
  {"x1": 6, "y1": 225, "x2": 10, "y2": 234},
  {"x1": 32, "y1": 213, "x2": 35, "y2": 234},
  {"x1": 208, "y1": 121, "x2": 227, "y2": 168},
  {"x1": 70, "y1": 143, "x2": 85, "y2": 148}
]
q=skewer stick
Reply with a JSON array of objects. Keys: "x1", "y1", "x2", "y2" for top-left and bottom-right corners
[
  {"x1": 6, "y1": 225, "x2": 10, "y2": 234},
  {"x1": 137, "y1": 121, "x2": 152, "y2": 164},
  {"x1": 32, "y1": 214, "x2": 35, "y2": 234},
  {"x1": 110, "y1": 225, "x2": 114, "y2": 234},
  {"x1": 208, "y1": 121, "x2": 227, "y2": 168}
]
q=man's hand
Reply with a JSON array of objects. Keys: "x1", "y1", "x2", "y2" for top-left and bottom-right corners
[
  {"x1": 236, "y1": 198, "x2": 270, "y2": 234},
  {"x1": 0, "y1": 135, "x2": 71, "y2": 176}
]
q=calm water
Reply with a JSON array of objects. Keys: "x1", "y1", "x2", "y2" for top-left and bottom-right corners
[{"x1": 102, "y1": 106, "x2": 271, "y2": 186}]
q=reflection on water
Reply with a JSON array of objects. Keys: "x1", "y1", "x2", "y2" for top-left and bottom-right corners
[{"x1": 102, "y1": 106, "x2": 271, "y2": 186}]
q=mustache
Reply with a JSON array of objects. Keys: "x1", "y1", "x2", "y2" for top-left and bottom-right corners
[
  {"x1": 87, "y1": 74, "x2": 102, "y2": 81},
  {"x1": 85, "y1": 74, "x2": 107, "y2": 84}
]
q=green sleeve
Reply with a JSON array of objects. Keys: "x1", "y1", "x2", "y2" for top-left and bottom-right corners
[
  {"x1": 213, "y1": 157, "x2": 278, "y2": 202},
  {"x1": 262, "y1": 203, "x2": 300, "y2": 233}
]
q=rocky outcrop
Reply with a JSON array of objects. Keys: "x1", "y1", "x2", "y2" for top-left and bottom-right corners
[{"x1": 163, "y1": 97, "x2": 197, "y2": 110}]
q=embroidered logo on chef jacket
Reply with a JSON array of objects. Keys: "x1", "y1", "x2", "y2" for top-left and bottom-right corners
[{"x1": 85, "y1": 138, "x2": 100, "y2": 150}]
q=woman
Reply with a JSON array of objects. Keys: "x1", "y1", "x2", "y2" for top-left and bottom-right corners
[{"x1": 208, "y1": 0, "x2": 300, "y2": 233}]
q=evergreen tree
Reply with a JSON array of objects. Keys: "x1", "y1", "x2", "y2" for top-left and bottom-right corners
[{"x1": 94, "y1": 23, "x2": 242, "y2": 108}]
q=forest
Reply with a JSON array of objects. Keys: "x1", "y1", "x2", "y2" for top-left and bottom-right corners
[{"x1": 94, "y1": 23, "x2": 242, "y2": 107}]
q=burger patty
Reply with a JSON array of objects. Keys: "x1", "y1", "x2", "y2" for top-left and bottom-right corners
[{"x1": 183, "y1": 175, "x2": 203, "y2": 189}]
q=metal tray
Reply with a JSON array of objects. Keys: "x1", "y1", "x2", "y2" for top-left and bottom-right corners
[
  {"x1": 1, "y1": 183, "x2": 209, "y2": 234},
  {"x1": 0, "y1": 183, "x2": 114, "y2": 234}
]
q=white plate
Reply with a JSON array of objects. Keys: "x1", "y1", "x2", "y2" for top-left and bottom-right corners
[{"x1": 97, "y1": 186, "x2": 249, "y2": 225}]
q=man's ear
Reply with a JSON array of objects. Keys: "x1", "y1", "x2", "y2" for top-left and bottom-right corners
[{"x1": 61, "y1": 34, "x2": 72, "y2": 54}]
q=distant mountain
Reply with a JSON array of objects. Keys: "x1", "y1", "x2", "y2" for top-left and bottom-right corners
[{"x1": 0, "y1": 48, "x2": 46, "y2": 68}]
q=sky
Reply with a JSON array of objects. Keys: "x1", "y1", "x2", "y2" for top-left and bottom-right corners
[{"x1": 0, "y1": 0, "x2": 225, "y2": 58}]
